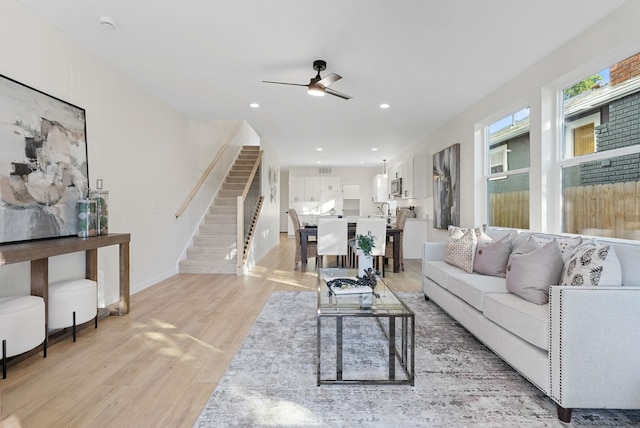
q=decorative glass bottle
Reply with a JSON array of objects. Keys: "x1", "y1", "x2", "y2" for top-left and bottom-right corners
[
  {"x1": 90, "y1": 179, "x2": 109, "y2": 235},
  {"x1": 77, "y1": 199, "x2": 97, "y2": 238}
]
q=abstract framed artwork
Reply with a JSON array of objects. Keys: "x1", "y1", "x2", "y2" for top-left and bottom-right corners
[
  {"x1": 0, "y1": 74, "x2": 88, "y2": 244},
  {"x1": 433, "y1": 143, "x2": 460, "y2": 229}
]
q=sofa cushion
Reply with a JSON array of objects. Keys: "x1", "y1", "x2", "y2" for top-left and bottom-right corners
[
  {"x1": 444, "y1": 226, "x2": 478, "y2": 273},
  {"x1": 486, "y1": 227, "x2": 518, "y2": 242},
  {"x1": 533, "y1": 235, "x2": 582, "y2": 263},
  {"x1": 447, "y1": 273, "x2": 509, "y2": 311},
  {"x1": 423, "y1": 260, "x2": 467, "y2": 289},
  {"x1": 483, "y1": 293, "x2": 549, "y2": 351},
  {"x1": 506, "y1": 239, "x2": 564, "y2": 305},
  {"x1": 560, "y1": 239, "x2": 622, "y2": 286},
  {"x1": 474, "y1": 234, "x2": 512, "y2": 278}
]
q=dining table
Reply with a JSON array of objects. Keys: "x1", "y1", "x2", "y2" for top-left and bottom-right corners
[{"x1": 299, "y1": 223, "x2": 403, "y2": 273}]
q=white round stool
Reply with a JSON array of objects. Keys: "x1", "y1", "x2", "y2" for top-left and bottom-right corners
[
  {"x1": 48, "y1": 279, "x2": 97, "y2": 342},
  {"x1": 0, "y1": 295, "x2": 46, "y2": 379}
]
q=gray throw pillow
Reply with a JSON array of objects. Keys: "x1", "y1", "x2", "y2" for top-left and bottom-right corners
[
  {"x1": 506, "y1": 240, "x2": 564, "y2": 305},
  {"x1": 473, "y1": 234, "x2": 512, "y2": 277}
]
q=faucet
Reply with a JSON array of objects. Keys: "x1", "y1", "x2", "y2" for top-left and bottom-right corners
[{"x1": 380, "y1": 202, "x2": 391, "y2": 216}]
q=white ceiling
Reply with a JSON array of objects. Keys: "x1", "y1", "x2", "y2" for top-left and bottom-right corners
[{"x1": 17, "y1": 0, "x2": 626, "y2": 169}]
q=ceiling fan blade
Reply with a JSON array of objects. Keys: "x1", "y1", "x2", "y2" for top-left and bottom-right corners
[
  {"x1": 325, "y1": 87, "x2": 353, "y2": 100},
  {"x1": 262, "y1": 80, "x2": 308, "y2": 87},
  {"x1": 316, "y1": 73, "x2": 342, "y2": 89}
]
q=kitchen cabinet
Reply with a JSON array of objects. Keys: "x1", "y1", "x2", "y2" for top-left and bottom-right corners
[
  {"x1": 289, "y1": 179, "x2": 305, "y2": 202},
  {"x1": 403, "y1": 218, "x2": 428, "y2": 258},
  {"x1": 372, "y1": 173, "x2": 388, "y2": 202},
  {"x1": 289, "y1": 176, "x2": 322, "y2": 202},
  {"x1": 342, "y1": 184, "x2": 360, "y2": 199},
  {"x1": 320, "y1": 176, "x2": 340, "y2": 192},
  {"x1": 391, "y1": 156, "x2": 427, "y2": 199},
  {"x1": 304, "y1": 177, "x2": 321, "y2": 202}
]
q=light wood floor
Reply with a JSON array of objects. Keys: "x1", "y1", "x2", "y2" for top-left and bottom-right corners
[{"x1": 0, "y1": 233, "x2": 422, "y2": 428}]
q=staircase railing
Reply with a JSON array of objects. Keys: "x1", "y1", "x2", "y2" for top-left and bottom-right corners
[
  {"x1": 236, "y1": 150, "x2": 264, "y2": 273},
  {"x1": 175, "y1": 121, "x2": 242, "y2": 219},
  {"x1": 243, "y1": 196, "x2": 265, "y2": 264}
]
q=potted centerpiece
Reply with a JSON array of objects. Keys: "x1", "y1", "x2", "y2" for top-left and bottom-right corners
[{"x1": 356, "y1": 231, "x2": 376, "y2": 278}]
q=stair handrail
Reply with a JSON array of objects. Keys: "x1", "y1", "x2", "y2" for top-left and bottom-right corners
[
  {"x1": 175, "y1": 121, "x2": 242, "y2": 219},
  {"x1": 241, "y1": 150, "x2": 263, "y2": 200}
]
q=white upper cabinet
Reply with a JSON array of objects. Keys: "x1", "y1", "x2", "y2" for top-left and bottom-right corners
[
  {"x1": 304, "y1": 177, "x2": 321, "y2": 202},
  {"x1": 389, "y1": 157, "x2": 427, "y2": 199},
  {"x1": 342, "y1": 184, "x2": 360, "y2": 199},
  {"x1": 372, "y1": 174, "x2": 388, "y2": 202},
  {"x1": 320, "y1": 176, "x2": 341, "y2": 192},
  {"x1": 402, "y1": 156, "x2": 427, "y2": 199}
]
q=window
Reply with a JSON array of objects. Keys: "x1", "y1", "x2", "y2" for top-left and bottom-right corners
[
  {"x1": 486, "y1": 107, "x2": 530, "y2": 228},
  {"x1": 489, "y1": 144, "x2": 508, "y2": 174},
  {"x1": 561, "y1": 52, "x2": 640, "y2": 240}
]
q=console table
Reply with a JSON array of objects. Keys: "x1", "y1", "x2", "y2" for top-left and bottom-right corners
[{"x1": 0, "y1": 233, "x2": 131, "y2": 319}]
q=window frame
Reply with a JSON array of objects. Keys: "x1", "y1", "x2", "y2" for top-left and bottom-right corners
[{"x1": 483, "y1": 106, "x2": 531, "y2": 227}]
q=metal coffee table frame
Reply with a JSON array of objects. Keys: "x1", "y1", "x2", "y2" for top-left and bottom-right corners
[{"x1": 317, "y1": 268, "x2": 415, "y2": 386}]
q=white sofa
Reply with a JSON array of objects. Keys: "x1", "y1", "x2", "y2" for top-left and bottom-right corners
[{"x1": 421, "y1": 228, "x2": 640, "y2": 422}]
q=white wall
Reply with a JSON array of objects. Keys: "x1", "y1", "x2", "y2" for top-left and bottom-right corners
[
  {"x1": 0, "y1": 1, "x2": 277, "y2": 304},
  {"x1": 387, "y1": 2, "x2": 640, "y2": 243}
]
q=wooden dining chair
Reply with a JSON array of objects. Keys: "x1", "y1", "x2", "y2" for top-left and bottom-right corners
[
  {"x1": 354, "y1": 218, "x2": 387, "y2": 274},
  {"x1": 289, "y1": 208, "x2": 317, "y2": 270},
  {"x1": 317, "y1": 217, "x2": 348, "y2": 268}
]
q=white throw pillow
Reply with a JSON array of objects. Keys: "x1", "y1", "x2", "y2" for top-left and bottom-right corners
[
  {"x1": 560, "y1": 240, "x2": 622, "y2": 286},
  {"x1": 445, "y1": 226, "x2": 478, "y2": 273}
]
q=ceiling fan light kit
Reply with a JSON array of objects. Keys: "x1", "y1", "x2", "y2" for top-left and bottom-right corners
[
  {"x1": 262, "y1": 59, "x2": 352, "y2": 100},
  {"x1": 308, "y1": 85, "x2": 325, "y2": 96}
]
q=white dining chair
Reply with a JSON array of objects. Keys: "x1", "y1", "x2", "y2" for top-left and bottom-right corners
[
  {"x1": 317, "y1": 217, "x2": 348, "y2": 268},
  {"x1": 354, "y1": 218, "x2": 387, "y2": 274}
]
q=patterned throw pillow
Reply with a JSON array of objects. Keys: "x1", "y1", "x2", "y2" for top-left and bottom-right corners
[
  {"x1": 444, "y1": 226, "x2": 478, "y2": 273},
  {"x1": 533, "y1": 235, "x2": 582, "y2": 262},
  {"x1": 560, "y1": 240, "x2": 622, "y2": 286}
]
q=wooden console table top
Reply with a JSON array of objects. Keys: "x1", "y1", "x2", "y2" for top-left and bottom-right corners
[
  {"x1": 0, "y1": 233, "x2": 131, "y2": 265},
  {"x1": 0, "y1": 233, "x2": 131, "y2": 317}
]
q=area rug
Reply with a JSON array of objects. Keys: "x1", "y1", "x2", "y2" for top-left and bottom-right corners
[{"x1": 194, "y1": 291, "x2": 640, "y2": 427}]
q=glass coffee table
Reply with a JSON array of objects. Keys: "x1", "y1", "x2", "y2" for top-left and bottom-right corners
[{"x1": 317, "y1": 268, "x2": 415, "y2": 385}]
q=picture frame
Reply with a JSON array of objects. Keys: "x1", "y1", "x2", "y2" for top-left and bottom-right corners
[
  {"x1": 433, "y1": 143, "x2": 460, "y2": 229},
  {"x1": 0, "y1": 73, "x2": 89, "y2": 244}
]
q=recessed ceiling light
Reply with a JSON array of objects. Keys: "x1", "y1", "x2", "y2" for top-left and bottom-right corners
[
  {"x1": 99, "y1": 16, "x2": 117, "y2": 30},
  {"x1": 380, "y1": 103, "x2": 390, "y2": 109},
  {"x1": 316, "y1": 161, "x2": 322, "y2": 164},
  {"x1": 249, "y1": 103, "x2": 260, "y2": 108},
  {"x1": 360, "y1": 161, "x2": 365, "y2": 164},
  {"x1": 316, "y1": 147, "x2": 323, "y2": 151},
  {"x1": 371, "y1": 148, "x2": 379, "y2": 151}
]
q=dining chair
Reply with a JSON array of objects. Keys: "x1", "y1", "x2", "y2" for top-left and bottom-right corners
[
  {"x1": 317, "y1": 217, "x2": 348, "y2": 268},
  {"x1": 289, "y1": 208, "x2": 318, "y2": 270},
  {"x1": 353, "y1": 218, "x2": 387, "y2": 274},
  {"x1": 384, "y1": 209, "x2": 410, "y2": 275}
]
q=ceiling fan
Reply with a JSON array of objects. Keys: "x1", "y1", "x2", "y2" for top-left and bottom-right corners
[{"x1": 262, "y1": 60, "x2": 352, "y2": 100}]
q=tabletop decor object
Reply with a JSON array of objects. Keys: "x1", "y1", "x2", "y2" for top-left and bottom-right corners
[
  {"x1": 76, "y1": 199, "x2": 97, "y2": 238},
  {"x1": 356, "y1": 231, "x2": 376, "y2": 277},
  {"x1": 90, "y1": 179, "x2": 108, "y2": 235}
]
